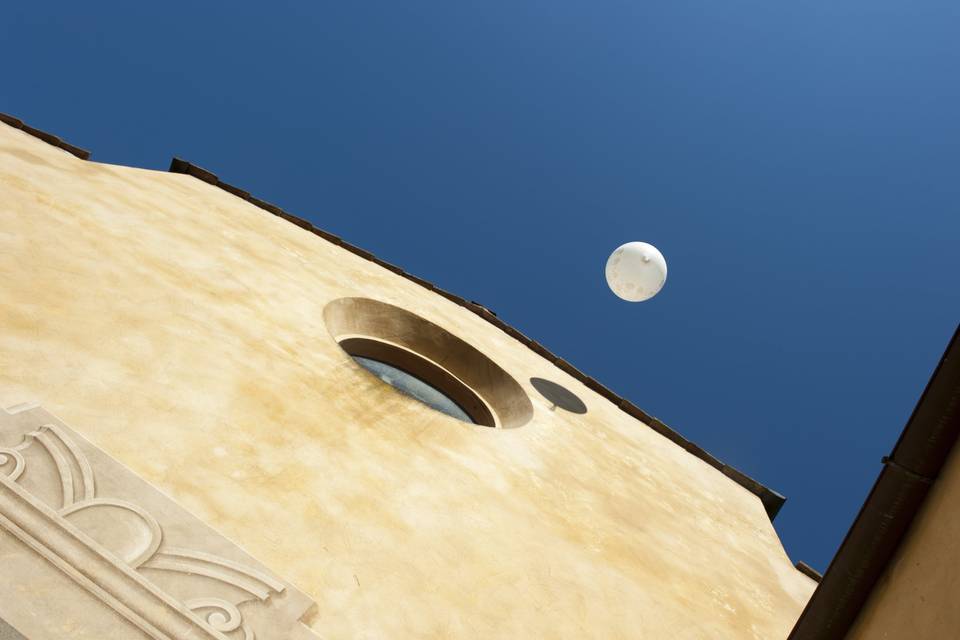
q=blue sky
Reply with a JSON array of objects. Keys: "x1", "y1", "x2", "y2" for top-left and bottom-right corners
[{"x1": 3, "y1": 1, "x2": 958, "y2": 572}]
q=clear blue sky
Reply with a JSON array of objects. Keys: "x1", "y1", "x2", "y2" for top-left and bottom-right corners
[{"x1": 3, "y1": 1, "x2": 958, "y2": 572}]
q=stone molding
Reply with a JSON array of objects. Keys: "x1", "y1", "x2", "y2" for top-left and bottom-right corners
[{"x1": 0, "y1": 404, "x2": 320, "y2": 640}]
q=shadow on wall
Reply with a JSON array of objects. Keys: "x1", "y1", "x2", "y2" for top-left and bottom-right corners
[
  {"x1": 0, "y1": 617, "x2": 27, "y2": 640},
  {"x1": 530, "y1": 378, "x2": 588, "y2": 414}
]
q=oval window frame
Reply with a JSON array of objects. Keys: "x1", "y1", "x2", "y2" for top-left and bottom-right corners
[
  {"x1": 324, "y1": 297, "x2": 533, "y2": 429},
  {"x1": 340, "y1": 337, "x2": 496, "y2": 427}
]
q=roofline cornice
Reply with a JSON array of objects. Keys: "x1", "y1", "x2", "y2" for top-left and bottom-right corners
[{"x1": 0, "y1": 112, "x2": 787, "y2": 522}]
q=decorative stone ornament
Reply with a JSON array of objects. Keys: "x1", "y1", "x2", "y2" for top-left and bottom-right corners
[
  {"x1": 605, "y1": 241, "x2": 668, "y2": 302},
  {"x1": 0, "y1": 403, "x2": 321, "y2": 640}
]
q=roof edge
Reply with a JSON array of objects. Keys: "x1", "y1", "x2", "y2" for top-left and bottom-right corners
[
  {"x1": 0, "y1": 113, "x2": 90, "y2": 160},
  {"x1": 167, "y1": 156, "x2": 786, "y2": 521},
  {"x1": 794, "y1": 561, "x2": 822, "y2": 583},
  {"x1": 788, "y1": 324, "x2": 960, "y2": 639},
  {"x1": 0, "y1": 113, "x2": 787, "y2": 521}
]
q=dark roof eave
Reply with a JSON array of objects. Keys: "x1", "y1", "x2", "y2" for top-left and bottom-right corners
[
  {"x1": 0, "y1": 113, "x2": 90, "y2": 160},
  {"x1": 788, "y1": 324, "x2": 960, "y2": 640}
]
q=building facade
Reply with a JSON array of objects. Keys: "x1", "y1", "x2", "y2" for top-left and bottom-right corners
[{"x1": 0, "y1": 116, "x2": 816, "y2": 639}]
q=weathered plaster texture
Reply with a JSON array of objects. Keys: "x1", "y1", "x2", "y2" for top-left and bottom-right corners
[
  {"x1": 0, "y1": 122, "x2": 814, "y2": 638},
  {"x1": 847, "y1": 443, "x2": 960, "y2": 640}
]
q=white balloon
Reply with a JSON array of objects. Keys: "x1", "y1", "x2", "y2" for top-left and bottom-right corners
[{"x1": 605, "y1": 242, "x2": 667, "y2": 302}]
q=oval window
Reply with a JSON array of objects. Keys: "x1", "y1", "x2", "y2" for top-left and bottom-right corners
[
  {"x1": 351, "y1": 356, "x2": 476, "y2": 424},
  {"x1": 324, "y1": 298, "x2": 533, "y2": 429},
  {"x1": 338, "y1": 337, "x2": 495, "y2": 426}
]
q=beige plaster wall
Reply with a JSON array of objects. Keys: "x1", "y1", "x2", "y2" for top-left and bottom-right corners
[
  {"x1": 846, "y1": 444, "x2": 960, "y2": 640},
  {"x1": 0, "y1": 122, "x2": 814, "y2": 639}
]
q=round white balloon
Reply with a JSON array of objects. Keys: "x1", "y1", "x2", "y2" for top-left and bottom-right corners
[{"x1": 605, "y1": 242, "x2": 667, "y2": 302}]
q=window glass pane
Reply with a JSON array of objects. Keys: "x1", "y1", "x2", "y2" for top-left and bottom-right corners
[{"x1": 352, "y1": 356, "x2": 475, "y2": 424}]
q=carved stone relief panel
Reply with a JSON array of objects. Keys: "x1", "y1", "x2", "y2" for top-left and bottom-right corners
[{"x1": 0, "y1": 403, "x2": 321, "y2": 640}]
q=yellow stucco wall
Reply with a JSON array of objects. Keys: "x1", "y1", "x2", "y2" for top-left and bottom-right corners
[
  {"x1": 846, "y1": 444, "x2": 960, "y2": 639},
  {"x1": 0, "y1": 122, "x2": 814, "y2": 639}
]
